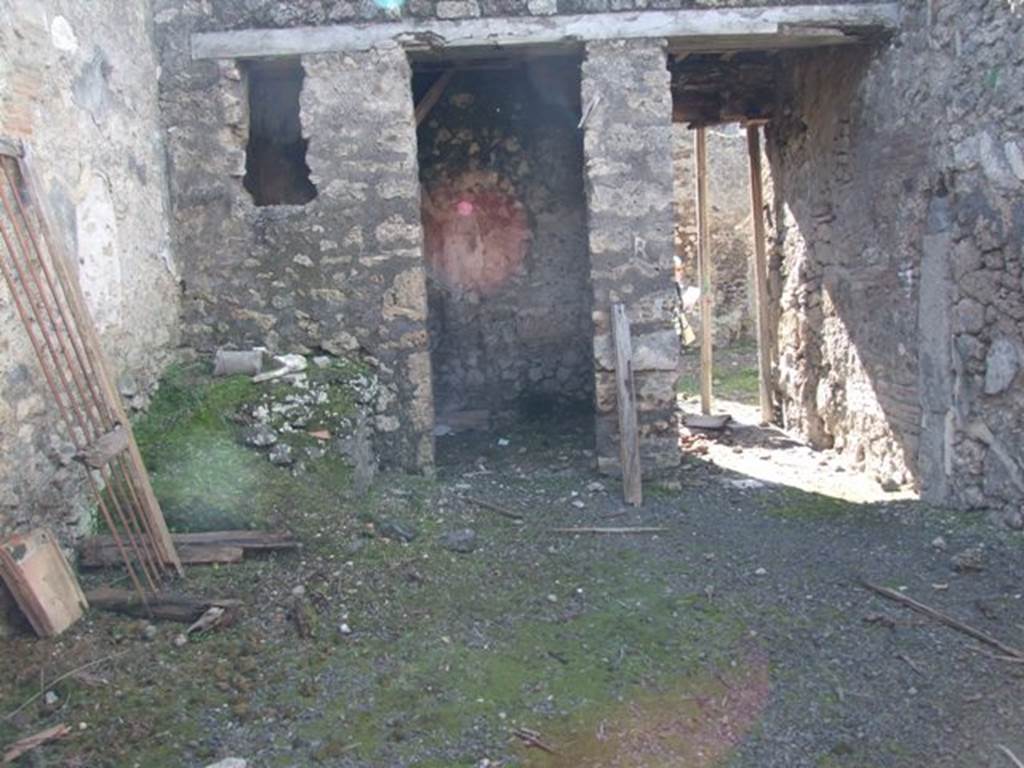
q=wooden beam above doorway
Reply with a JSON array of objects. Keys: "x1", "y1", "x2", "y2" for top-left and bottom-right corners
[{"x1": 191, "y1": 4, "x2": 900, "y2": 60}]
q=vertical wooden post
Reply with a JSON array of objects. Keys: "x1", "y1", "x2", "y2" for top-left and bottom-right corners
[
  {"x1": 611, "y1": 303, "x2": 642, "y2": 506},
  {"x1": 746, "y1": 123, "x2": 773, "y2": 425},
  {"x1": 694, "y1": 127, "x2": 713, "y2": 415}
]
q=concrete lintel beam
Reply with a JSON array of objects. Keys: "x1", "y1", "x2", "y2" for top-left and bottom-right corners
[{"x1": 191, "y1": 4, "x2": 901, "y2": 60}]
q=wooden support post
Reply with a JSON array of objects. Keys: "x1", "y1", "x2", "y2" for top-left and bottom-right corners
[
  {"x1": 694, "y1": 127, "x2": 713, "y2": 416},
  {"x1": 746, "y1": 123, "x2": 774, "y2": 425},
  {"x1": 611, "y1": 303, "x2": 642, "y2": 506}
]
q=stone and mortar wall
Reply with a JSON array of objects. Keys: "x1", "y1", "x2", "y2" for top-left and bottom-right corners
[
  {"x1": 0, "y1": 0, "x2": 179, "y2": 543},
  {"x1": 768, "y1": 0, "x2": 1024, "y2": 515},
  {"x1": 583, "y1": 39, "x2": 681, "y2": 474},
  {"x1": 155, "y1": 5, "x2": 434, "y2": 471},
  {"x1": 418, "y1": 62, "x2": 594, "y2": 421},
  {"x1": 673, "y1": 123, "x2": 756, "y2": 346}
]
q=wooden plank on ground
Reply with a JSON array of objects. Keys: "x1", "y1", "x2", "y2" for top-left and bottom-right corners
[
  {"x1": 611, "y1": 303, "x2": 642, "y2": 506},
  {"x1": 85, "y1": 587, "x2": 242, "y2": 623},
  {"x1": 79, "y1": 530, "x2": 298, "y2": 568},
  {"x1": 694, "y1": 126, "x2": 713, "y2": 416},
  {"x1": 0, "y1": 529, "x2": 87, "y2": 638},
  {"x1": 746, "y1": 124, "x2": 774, "y2": 425}
]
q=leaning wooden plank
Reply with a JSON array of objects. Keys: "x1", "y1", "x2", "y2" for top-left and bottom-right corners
[
  {"x1": 415, "y1": 70, "x2": 454, "y2": 126},
  {"x1": 85, "y1": 587, "x2": 242, "y2": 624},
  {"x1": 611, "y1": 303, "x2": 642, "y2": 507},
  {"x1": 2, "y1": 723, "x2": 71, "y2": 764},
  {"x1": 0, "y1": 530, "x2": 87, "y2": 638},
  {"x1": 861, "y1": 580, "x2": 1024, "y2": 660}
]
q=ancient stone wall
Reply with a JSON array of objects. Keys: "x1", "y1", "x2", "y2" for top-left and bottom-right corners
[
  {"x1": 768, "y1": 0, "x2": 1024, "y2": 515},
  {"x1": 673, "y1": 123, "x2": 756, "y2": 347},
  {"x1": 0, "y1": 0, "x2": 179, "y2": 546},
  {"x1": 418, "y1": 60, "x2": 594, "y2": 422},
  {"x1": 155, "y1": 5, "x2": 434, "y2": 470},
  {"x1": 582, "y1": 39, "x2": 680, "y2": 474}
]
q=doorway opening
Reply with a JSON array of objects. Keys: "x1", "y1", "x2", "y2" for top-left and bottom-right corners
[{"x1": 411, "y1": 52, "x2": 595, "y2": 461}]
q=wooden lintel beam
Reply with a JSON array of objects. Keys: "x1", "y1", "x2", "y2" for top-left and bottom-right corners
[
  {"x1": 191, "y1": 4, "x2": 900, "y2": 60},
  {"x1": 415, "y1": 70, "x2": 455, "y2": 126}
]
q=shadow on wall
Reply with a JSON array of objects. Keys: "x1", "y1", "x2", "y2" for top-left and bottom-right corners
[{"x1": 765, "y1": 45, "x2": 927, "y2": 493}]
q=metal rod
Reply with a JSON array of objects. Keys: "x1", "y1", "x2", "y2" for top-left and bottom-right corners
[
  {"x1": 0, "y1": 165, "x2": 160, "y2": 592},
  {"x1": 0, "y1": 189, "x2": 149, "y2": 601},
  {"x1": 16, "y1": 153, "x2": 182, "y2": 577},
  {"x1": 1, "y1": 165, "x2": 167, "y2": 581}
]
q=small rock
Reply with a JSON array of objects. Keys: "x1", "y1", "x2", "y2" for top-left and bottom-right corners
[
  {"x1": 1004, "y1": 509, "x2": 1024, "y2": 531},
  {"x1": 291, "y1": 585, "x2": 306, "y2": 598},
  {"x1": 546, "y1": 593, "x2": 558, "y2": 603},
  {"x1": 440, "y1": 528, "x2": 478, "y2": 554},
  {"x1": 586, "y1": 481, "x2": 605, "y2": 493},
  {"x1": 497, "y1": 438, "x2": 510, "y2": 447},
  {"x1": 204, "y1": 760, "x2": 248, "y2": 768},
  {"x1": 931, "y1": 535, "x2": 948, "y2": 552},
  {"x1": 754, "y1": 567, "x2": 767, "y2": 576},
  {"x1": 377, "y1": 519, "x2": 417, "y2": 543},
  {"x1": 244, "y1": 424, "x2": 278, "y2": 448},
  {"x1": 142, "y1": 623, "x2": 158, "y2": 642},
  {"x1": 43, "y1": 690, "x2": 59, "y2": 707},
  {"x1": 173, "y1": 633, "x2": 188, "y2": 647},
  {"x1": 878, "y1": 476, "x2": 901, "y2": 492},
  {"x1": 338, "y1": 623, "x2": 353, "y2": 636},
  {"x1": 951, "y1": 545, "x2": 986, "y2": 573},
  {"x1": 571, "y1": 500, "x2": 585, "y2": 509},
  {"x1": 268, "y1": 443, "x2": 294, "y2": 466}
]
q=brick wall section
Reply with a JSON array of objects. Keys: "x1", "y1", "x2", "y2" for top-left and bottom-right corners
[
  {"x1": 156, "y1": 5, "x2": 433, "y2": 470},
  {"x1": 582, "y1": 39, "x2": 681, "y2": 474}
]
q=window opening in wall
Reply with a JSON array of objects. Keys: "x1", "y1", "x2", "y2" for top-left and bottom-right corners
[{"x1": 243, "y1": 58, "x2": 317, "y2": 207}]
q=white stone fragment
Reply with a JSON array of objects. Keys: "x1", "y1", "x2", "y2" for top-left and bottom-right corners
[{"x1": 50, "y1": 16, "x2": 78, "y2": 52}]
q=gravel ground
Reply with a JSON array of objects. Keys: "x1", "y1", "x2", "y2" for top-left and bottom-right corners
[{"x1": 1, "y1": 410, "x2": 1021, "y2": 767}]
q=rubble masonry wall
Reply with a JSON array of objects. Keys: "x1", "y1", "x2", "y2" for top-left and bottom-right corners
[{"x1": 768, "y1": 0, "x2": 1024, "y2": 515}]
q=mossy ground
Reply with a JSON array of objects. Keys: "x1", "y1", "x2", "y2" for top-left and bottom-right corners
[
  {"x1": 1, "y1": 362, "x2": 1022, "y2": 767},
  {"x1": 678, "y1": 343, "x2": 761, "y2": 406}
]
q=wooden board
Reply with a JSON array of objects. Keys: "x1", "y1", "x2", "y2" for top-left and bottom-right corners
[
  {"x1": 746, "y1": 125, "x2": 774, "y2": 425},
  {"x1": 190, "y1": 5, "x2": 901, "y2": 60},
  {"x1": 79, "y1": 530, "x2": 298, "y2": 568},
  {"x1": 611, "y1": 303, "x2": 642, "y2": 507},
  {"x1": 85, "y1": 587, "x2": 242, "y2": 623},
  {"x1": 694, "y1": 127, "x2": 713, "y2": 416},
  {"x1": 0, "y1": 529, "x2": 87, "y2": 637}
]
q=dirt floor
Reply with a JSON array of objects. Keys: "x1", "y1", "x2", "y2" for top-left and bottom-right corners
[{"x1": 1, "y1": 360, "x2": 1023, "y2": 767}]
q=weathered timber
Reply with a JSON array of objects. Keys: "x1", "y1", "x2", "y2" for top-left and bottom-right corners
[
  {"x1": 694, "y1": 126, "x2": 713, "y2": 415},
  {"x1": 415, "y1": 70, "x2": 454, "y2": 126},
  {"x1": 747, "y1": 124, "x2": 774, "y2": 425},
  {"x1": 79, "y1": 530, "x2": 298, "y2": 568},
  {"x1": 85, "y1": 587, "x2": 242, "y2": 624},
  {"x1": 191, "y1": 5, "x2": 901, "y2": 60},
  {"x1": 611, "y1": 303, "x2": 642, "y2": 506},
  {"x1": 0, "y1": 529, "x2": 87, "y2": 638}
]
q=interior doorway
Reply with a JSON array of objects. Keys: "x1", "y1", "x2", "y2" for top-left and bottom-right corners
[{"x1": 411, "y1": 52, "x2": 595, "y2": 456}]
